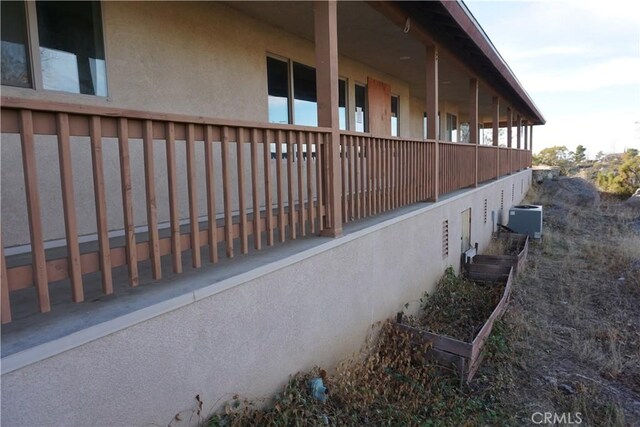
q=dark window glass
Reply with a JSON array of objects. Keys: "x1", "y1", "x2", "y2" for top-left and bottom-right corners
[
  {"x1": 355, "y1": 83, "x2": 367, "y2": 132},
  {"x1": 1, "y1": 1, "x2": 32, "y2": 88},
  {"x1": 391, "y1": 95, "x2": 399, "y2": 137},
  {"x1": 267, "y1": 56, "x2": 290, "y2": 124},
  {"x1": 338, "y1": 79, "x2": 347, "y2": 130},
  {"x1": 37, "y1": 1, "x2": 106, "y2": 95},
  {"x1": 293, "y1": 61, "x2": 317, "y2": 126}
]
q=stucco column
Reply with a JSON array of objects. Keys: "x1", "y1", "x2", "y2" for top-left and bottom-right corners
[
  {"x1": 426, "y1": 45, "x2": 439, "y2": 201},
  {"x1": 314, "y1": 0, "x2": 342, "y2": 237},
  {"x1": 469, "y1": 78, "x2": 478, "y2": 187}
]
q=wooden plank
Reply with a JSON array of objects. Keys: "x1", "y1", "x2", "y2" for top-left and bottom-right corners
[
  {"x1": 275, "y1": 130, "x2": 285, "y2": 242},
  {"x1": 118, "y1": 118, "x2": 139, "y2": 286},
  {"x1": 348, "y1": 135, "x2": 354, "y2": 220},
  {"x1": 341, "y1": 134, "x2": 347, "y2": 222},
  {"x1": 297, "y1": 132, "x2": 305, "y2": 236},
  {"x1": 204, "y1": 125, "x2": 219, "y2": 262},
  {"x1": 359, "y1": 136, "x2": 365, "y2": 217},
  {"x1": 221, "y1": 126, "x2": 234, "y2": 257},
  {"x1": 1, "y1": 233, "x2": 11, "y2": 323},
  {"x1": 366, "y1": 137, "x2": 372, "y2": 216},
  {"x1": 396, "y1": 323, "x2": 473, "y2": 358},
  {"x1": 186, "y1": 123, "x2": 201, "y2": 268},
  {"x1": 56, "y1": 113, "x2": 84, "y2": 302},
  {"x1": 316, "y1": 134, "x2": 324, "y2": 232},
  {"x1": 165, "y1": 121, "x2": 182, "y2": 273},
  {"x1": 89, "y1": 116, "x2": 113, "y2": 294},
  {"x1": 251, "y1": 128, "x2": 262, "y2": 250},
  {"x1": 307, "y1": 132, "x2": 315, "y2": 234},
  {"x1": 263, "y1": 129, "x2": 274, "y2": 245},
  {"x1": 143, "y1": 119, "x2": 162, "y2": 279},
  {"x1": 287, "y1": 131, "x2": 296, "y2": 238},
  {"x1": 236, "y1": 127, "x2": 248, "y2": 254},
  {"x1": 353, "y1": 135, "x2": 360, "y2": 219}
]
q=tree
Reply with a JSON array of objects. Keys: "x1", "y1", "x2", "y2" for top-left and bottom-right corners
[
  {"x1": 625, "y1": 148, "x2": 639, "y2": 158},
  {"x1": 596, "y1": 154, "x2": 640, "y2": 197},
  {"x1": 533, "y1": 146, "x2": 573, "y2": 174},
  {"x1": 573, "y1": 145, "x2": 586, "y2": 164}
]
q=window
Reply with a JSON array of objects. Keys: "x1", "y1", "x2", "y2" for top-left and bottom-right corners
[
  {"x1": 338, "y1": 79, "x2": 347, "y2": 131},
  {"x1": 1, "y1": 1, "x2": 107, "y2": 96},
  {"x1": 446, "y1": 113, "x2": 457, "y2": 142},
  {"x1": 354, "y1": 83, "x2": 367, "y2": 132},
  {"x1": 423, "y1": 112, "x2": 427, "y2": 139},
  {"x1": 293, "y1": 62, "x2": 317, "y2": 127},
  {"x1": 391, "y1": 95, "x2": 399, "y2": 137},
  {"x1": 267, "y1": 56, "x2": 345, "y2": 129},
  {"x1": 1, "y1": 1, "x2": 31, "y2": 88}
]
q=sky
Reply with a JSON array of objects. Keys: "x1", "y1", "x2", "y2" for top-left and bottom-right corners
[{"x1": 465, "y1": 0, "x2": 640, "y2": 158}]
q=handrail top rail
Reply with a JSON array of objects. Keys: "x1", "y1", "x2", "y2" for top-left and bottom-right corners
[{"x1": 0, "y1": 96, "x2": 332, "y2": 134}]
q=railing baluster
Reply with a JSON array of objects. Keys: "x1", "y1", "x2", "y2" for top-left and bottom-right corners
[
  {"x1": 186, "y1": 123, "x2": 201, "y2": 267},
  {"x1": 251, "y1": 128, "x2": 261, "y2": 250},
  {"x1": 221, "y1": 126, "x2": 234, "y2": 257},
  {"x1": 276, "y1": 130, "x2": 285, "y2": 242},
  {"x1": 341, "y1": 135, "x2": 347, "y2": 223},
  {"x1": 297, "y1": 131, "x2": 305, "y2": 237},
  {"x1": 237, "y1": 127, "x2": 248, "y2": 254},
  {"x1": 143, "y1": 119, "x2": 161, "y2": 279},
  {"x1": 204, "y1": 125, "x2": 219, "y2": 263},
  {"x1": 56, "y1": 113, "x2": 83, "y2": 302},
  {"x1": 1, "y1": 233, "x2": 11, "y2": 323},
  {"x1": 359, "y1": 136, "x2": 365, "y2": 218},
  {"x1": 348, "y1": 135, "x2": 354, "y2": 221},
  {"x1": 263, "y1": 129, "x2": 274, "y2": 245},
  {"x1": 165, "y1": 122, "x2": 182, "y2": 273},
  {"x1": 287, "y1": 130, "x2": 296, "y2": 239},
  {"x1": 316, "y1": 134, "x2": 324, "y2": 232},
  {"x1": 118, "y1": 118, "x2": 139, "y2": 287},
  {"x1": 307, "y1": 132, "x2": 315, "y2": 234},
  {"x1": 89, "y1": 116, "x2": 113, "y2": 294},
  {"x1": 354, "y1": 136, "x2": 360, "y2": 220}
]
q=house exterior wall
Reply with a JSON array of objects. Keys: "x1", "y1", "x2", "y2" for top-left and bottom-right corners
[
  {"x1": 1, "y1": 1, "x2": 425, "y2": 248},
  {"x1": 1, "y1": 170, "x2": 531, "y2": 427}
]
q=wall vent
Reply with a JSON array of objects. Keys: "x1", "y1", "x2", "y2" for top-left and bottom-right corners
[
  {"x1": 521, "y1": 179, "x2": 524, "y2": 194},
  {"x1": 500, "y1": 190, "x2": 504, "y2": 210},
  {"x1": 442, "y1": 220, "x2": 449, "y2": 259},
  {"x1": 483, "y1": 198, "x2": 488, "y2": 224},
  {"x1": 511, "y1": 183, "x2": 515, "y2": 202}
]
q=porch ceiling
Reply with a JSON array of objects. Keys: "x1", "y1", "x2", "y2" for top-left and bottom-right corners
[{"x1": 225, "y1": 1, "x2": 511, "y2": 122}]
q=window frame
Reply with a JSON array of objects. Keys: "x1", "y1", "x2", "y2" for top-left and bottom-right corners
[
  {"x1": 390, "y1": 94, "x2": 399, "y2": 137},
  {"x1": 1, "y1": 1, "x2": 110, "y2": 98},
  {"x1": 354, "y1": 81, "x2": 368, "y2": 133}
]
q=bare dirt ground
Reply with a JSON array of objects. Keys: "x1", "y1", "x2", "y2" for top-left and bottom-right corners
[{"x1": 473, "y1": 180, "x2": 640, "y2": 426}]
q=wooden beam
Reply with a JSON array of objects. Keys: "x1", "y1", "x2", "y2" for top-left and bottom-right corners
[
  {"x1": 56, "y1": 113, "x2": 84, "y2": 302},
  {"x1": 186, "y1": 123, "x2": 201, "y2": 268},
  {"x1": 314, "y1": 0, "x2": 342, "y2": 237},
  {"x1": 1, "y1": 233, "x2": 11, "y2": 323},
  {"x1": 469, "y1": 78, "x2": 479, "y2": 187},
  {"x1": 165, "y1": 121, "x2": 182, "y2": 273},
  {"x1": 143, "y1": 119, "x2": 162, "y2": 279},
  {"x1": 89, "y1": 116, "x2": 113, "y2": 294},
  {"x1": 118, "y1": 118, "x2": 139, "y2": 286},
  {"x1": 426, "y1": 45, "x2": 439, "y2": 202}
]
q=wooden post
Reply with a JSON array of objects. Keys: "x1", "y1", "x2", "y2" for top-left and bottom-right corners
[
  {"x1": 516, "y1": 114, "x2": 522, "y2": 150},
  {"x1": 530, "y1": 125, "x2": 533, "y2": 153},
  {"x1": 1, "y1": 233, "x2": 11, "y2": 323},
  {"x1": 426, "y1": 45, "x2": 439, "y2": 202},
  {"x1": 315, "y1": 0, "x2": 342, "y2": 237},
  {"x1": 469, "y1": 78, "x2": 479, "y2": 187},
  {"x1": 117, "y1": 118, "x2": 139, "y2": 287},
  {"x1": 506, "y1": 107, "x2": 513, "y2": 175},
  {"x1": 493, "y1": 96, "x2": 500, "y2": 179},
  {"x1": 56, "y1": 113, "x2": 83, "y2": 302},
  {"x1": 89, "y1": 116, "x2": 113, "y2": 294},
  {"x1": 143, "y1": 119, "x2": 161, "y2": 279},
  {"x1": 524, "y1": 120, "x2": 529, "y2": 150}
]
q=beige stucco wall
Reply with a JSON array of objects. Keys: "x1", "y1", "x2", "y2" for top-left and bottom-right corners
[
  {"x1": 1, "y1": 170, "x2": 531, "y2": 427},
  {"x1": 1, "y1": 1, "x2": 427, "y2": 248}
]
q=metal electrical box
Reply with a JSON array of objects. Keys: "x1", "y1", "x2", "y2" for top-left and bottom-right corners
[{"x1": 508, "y1": 205, "x2": 543, "y2": 239}]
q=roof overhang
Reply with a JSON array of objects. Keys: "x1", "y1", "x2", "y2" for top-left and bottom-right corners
[{"x1": 396, "y1": 0, "x2": 546, "y2": 125}]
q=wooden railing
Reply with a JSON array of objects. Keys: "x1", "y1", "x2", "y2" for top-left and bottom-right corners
[
  {"x1": 0, "y1": 98, "x2": 328, "y2": 322},
  {"x1": 338, "y1": 133, "x2": 436, "y2": 223},
  {"x1": 477, "y1": 145, "x2": 498, "y2": 183},
  {"x1": 0, "y1": 97, "x2": 533, "y2": 323},
  {"x1": 438, "y1": 142, "x2": 476, "y2": 195}
]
